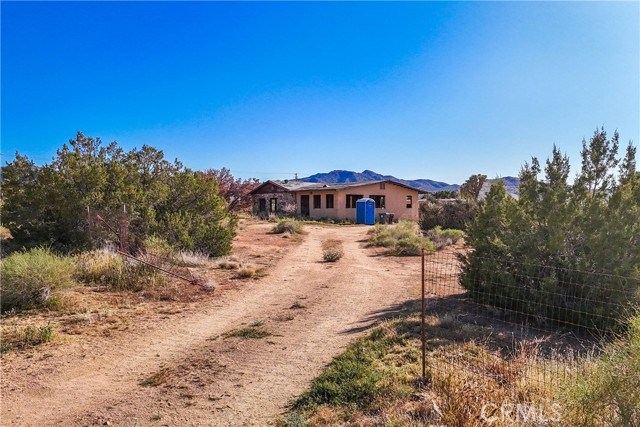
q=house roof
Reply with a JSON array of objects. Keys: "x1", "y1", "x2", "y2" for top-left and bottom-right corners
[{"x1": 250, "y1": 179, "x2": 424, "y2": 194}]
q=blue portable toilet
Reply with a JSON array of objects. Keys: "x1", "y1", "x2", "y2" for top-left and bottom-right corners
[{"x1": 356, "y1": 198, "x2": 375, "y2": 225}]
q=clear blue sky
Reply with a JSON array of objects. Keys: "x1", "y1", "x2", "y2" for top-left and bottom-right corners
[{"x1": 2, "y1": 1, "x2": 638, "y2": 184}]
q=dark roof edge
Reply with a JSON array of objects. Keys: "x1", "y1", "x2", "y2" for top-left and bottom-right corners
[{"x1": 248, "y1": 180, "x2": 290, "y2": 195}]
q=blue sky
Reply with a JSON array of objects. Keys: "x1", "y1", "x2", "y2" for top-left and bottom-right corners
[{"x1": 2, "y1": 1, "x2": 638, "y2": 184}]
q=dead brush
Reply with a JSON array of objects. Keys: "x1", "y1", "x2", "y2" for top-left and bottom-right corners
[
  {"x1": 218, "y1": 256, "x2": 240, "y2": 270},
  {"x1": 236, "y1": 264, "x2": 257, "y2": 278}
]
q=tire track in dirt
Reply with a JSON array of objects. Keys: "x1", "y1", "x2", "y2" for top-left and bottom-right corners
[{"x1": 1, "y1": 225, "x2": 420, "y2": 426}]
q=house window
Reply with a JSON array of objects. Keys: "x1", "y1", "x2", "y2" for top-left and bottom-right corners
[
  {"x1": 406, "y1": 195, "x2": 413, "y2": 209},
  {"x1": 326, "y1": 194, "x2": 334, "y2": 209},
  {"x1": 313, "y1": 194, "x2": 321, "y2": 209},
  {"x1": 370, "y1": 195, "x2": 385, "y2": 209},
  {"x1": 258, "y1": 198, "x2": 267, "y2": 212},
  {"x1": 270, "y1": 198, "x2": 278, "y2": 213},
  {"x1": 380, "y1": 182, "x2": 386, "y2": 190},
  {"x1": 346, "y1": 194, "x2": 363, "y2": 209}
]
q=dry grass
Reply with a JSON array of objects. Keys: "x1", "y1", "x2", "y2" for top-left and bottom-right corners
[
  {"x1": 237, "y1": 265, "x2": 257, "y2": 278},
  {"x1": 284, "y1": 307, "x2": 560, "y2": 427},
  {"x1": 176, "y1": 251, "x2": 210, "y2": 267},
  {"x1": 1, "y1": 248, "x2": 75, "y2": 313}
]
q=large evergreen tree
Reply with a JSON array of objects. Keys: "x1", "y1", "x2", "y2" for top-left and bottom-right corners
[
  {"x1": 460, "y1": 128, "x2": 639, "y2": 332},
  {"x1": 1, "y1": 132, "x2": 236, "y2": 256}
]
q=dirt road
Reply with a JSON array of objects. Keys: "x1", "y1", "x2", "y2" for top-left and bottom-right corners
[{"x1": 1, "y1": 225, "x2": 420, "y2": 426}]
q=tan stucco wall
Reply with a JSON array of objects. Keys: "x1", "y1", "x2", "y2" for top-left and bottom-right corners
[{"x1": 295, "y1": 182, "x2": 420, "y2": 222}]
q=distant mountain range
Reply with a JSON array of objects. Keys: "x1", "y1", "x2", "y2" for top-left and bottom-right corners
[
  {"x1": 299, "y1": 169, "x2": 520, "y2": 196},
  {"x1": 300, "y1": 169, "x2": 460, "y2": 193}
]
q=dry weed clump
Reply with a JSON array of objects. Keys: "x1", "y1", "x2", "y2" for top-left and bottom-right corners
[
  {"x1": 322, "y1": 240, "x2": 344, "y2": 262},
  {"x1": 218, "y1": 256, "x2": 264, "y2": 279},
  {"x1": 237, "y1": 264, "x2": 258, "y2": 278}
]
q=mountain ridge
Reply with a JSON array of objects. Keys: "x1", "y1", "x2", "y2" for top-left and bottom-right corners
[
  {"x1": 299, "y1": 169, "x2": 520, "y2": 194},
  {"x1": 300, "y1": 169, "x2": 460, "y2": 193}
]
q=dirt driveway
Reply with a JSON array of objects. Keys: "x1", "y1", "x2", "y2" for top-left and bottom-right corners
[{"x1": 1, "y1": 224, "x2": 420, "y2": 426}]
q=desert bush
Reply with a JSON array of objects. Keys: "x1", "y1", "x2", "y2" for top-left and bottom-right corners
[
  {"x1": 323, "y1": 249, "x2": 343, "y2": 262},
  {"x1": 560, "y1": 313, "x2": 640, "y2": 427},
  {"x1": 322, "y1": 240, "x2": 344, "y2": 262},
  {"x1": 19, "y1": 324, "x2": 55, "y2": 346},
  {"x1": 0, "y1": 248, "x2": 75, "y2": 312},
  {"x1": 427, "y1": 226, "x2": 465, "y2": 250},
  {"x1": 272, "y1": 219, "x2": 304, "y2": 234},
  {"x1": 367, "y1": 222, "x2": 434, "y2": 256},
  {"x1": 419, "y1": 198, "x2": 476, "y2": 231}
]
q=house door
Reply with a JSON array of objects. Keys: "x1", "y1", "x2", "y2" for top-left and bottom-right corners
[{"x1": 300, "y1": 195, "x2": 310, "y2": 216}]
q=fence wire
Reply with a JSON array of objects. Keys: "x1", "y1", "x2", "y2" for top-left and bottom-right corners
[{"x1": 422, "y1": 248, "x2": 639, "y2": 423}]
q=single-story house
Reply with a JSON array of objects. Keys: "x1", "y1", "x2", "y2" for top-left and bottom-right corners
[{"x1": 249, "y1": 179, "x2": 424, "y2": 222}]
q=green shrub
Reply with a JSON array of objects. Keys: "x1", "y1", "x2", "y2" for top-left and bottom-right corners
[
  {"x1": 272, "y1": 219, "x2": 304, "y2": 234},
  {"x1": 20, "y1": 323, "x2": 55, "y2": 346},
  {"x1": 1, "y1": 133, "x2": 236, "y2": 257},
  {"x1": 367, "y1": 222, "x2": 433, "y2": 256},
  {"x1": 560, "y1": 313, "x2": 640, "y2": 427},
  {"x1": 427, "y1": 226, "x2": 465, "y2": 250},
  {"x1": 143, "y1": 236, "x2": 175, "y2": 259},
  {"x1": 0, "y1": 248, "x2": 75, "y2": 312}
]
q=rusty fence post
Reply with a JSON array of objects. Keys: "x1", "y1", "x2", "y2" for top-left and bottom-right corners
[{"x1": 421, "y1": 243, "x2": 426, "y2": 382}]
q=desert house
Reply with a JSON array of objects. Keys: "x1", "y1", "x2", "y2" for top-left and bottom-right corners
[{"x1": 250, "y1": 179, "x2": 423, "y2": 222}]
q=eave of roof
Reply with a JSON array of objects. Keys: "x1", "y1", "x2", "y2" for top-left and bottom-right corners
[{"x1": 251, "y1": 179, "x2": 424, "y2": 194}]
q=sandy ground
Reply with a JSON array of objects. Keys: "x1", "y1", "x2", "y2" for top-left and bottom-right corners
[{"x1": 1, "y1": 224, "x2": 421, "y2": 426}]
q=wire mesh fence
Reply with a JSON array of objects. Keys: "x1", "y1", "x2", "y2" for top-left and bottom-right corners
[{"x1": 421, "y1": 247, "x2": 639, "y2": 422}]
